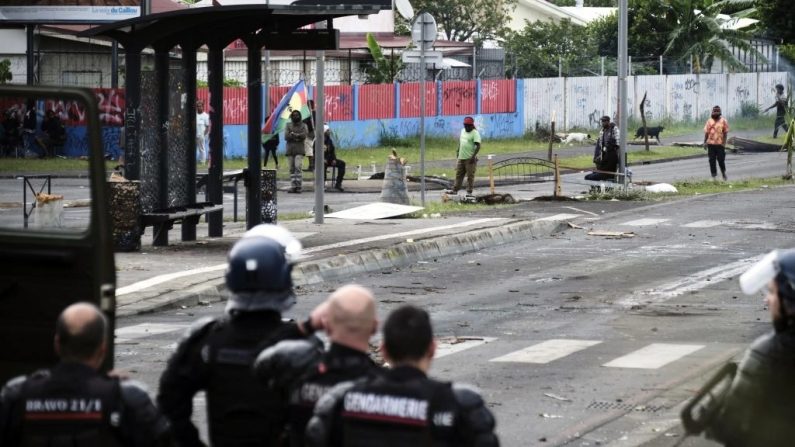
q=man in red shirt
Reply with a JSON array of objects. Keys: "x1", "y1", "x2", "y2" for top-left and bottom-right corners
[{"x1": 703, "y1": 105, "x2": 729, "y2": 181}]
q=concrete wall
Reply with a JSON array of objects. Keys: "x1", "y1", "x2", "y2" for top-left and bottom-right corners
[{"x1": 525, "y1": 72, "x2": 789, "y2": 132}]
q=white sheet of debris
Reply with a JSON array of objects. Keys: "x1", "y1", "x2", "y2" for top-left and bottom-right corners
[
  {"x1": 325, "y1": 203, "x2": 424, "y2": 220},
  {"x1": 645, "y1": 183, "x2": 678, "y2": 193}
]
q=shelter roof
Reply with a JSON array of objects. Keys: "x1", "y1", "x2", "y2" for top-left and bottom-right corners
[{"x1": 78, "y1": 3, "x2": 387, "y2": 49}]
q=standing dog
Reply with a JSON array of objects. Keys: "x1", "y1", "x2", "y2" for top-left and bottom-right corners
[
  {"x1": 561, "y1": 132, "x2": 592, "y2": 145},
  {"x1": 635, "y1": 126, "x2": 665, "y2": 143}
]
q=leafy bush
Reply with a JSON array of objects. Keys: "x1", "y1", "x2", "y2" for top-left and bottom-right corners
[{"x1": 740, "y1": 101, "x2": 760, "y2": 118}]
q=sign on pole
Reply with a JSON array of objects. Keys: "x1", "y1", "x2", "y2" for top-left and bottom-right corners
[
  {"x1": 411, "y1": 12, "x2": 436, "y2": 50},
  {"x1": 401, "y1": 50, "x2": 443, "y2": 65}
]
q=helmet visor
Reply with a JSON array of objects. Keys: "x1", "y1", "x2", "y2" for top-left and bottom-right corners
[{"x1": 739, "y1": 250, "x2": 779, "y2": 295}]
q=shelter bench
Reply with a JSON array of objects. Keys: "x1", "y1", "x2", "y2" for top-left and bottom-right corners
[{"x1": 141, "y1": 202, "x2": 224, "y2": 246}]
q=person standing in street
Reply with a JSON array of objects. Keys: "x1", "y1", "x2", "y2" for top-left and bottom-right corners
[
  {"x1": 157, "y1": 225, "x2": 315, "y2": 447},
  {"x1": 196, "y1": 100, "x2": 210, "y2": 165},
  {"x1": 763, "y1": 84, "x2": 789, "y2": 139},
  {"x1": 255, "y1": 284, "x2": 380, "y2": 447},
  {"x1": 304, "y1": 99, "x2": 316, "y2": 171},
  {"x1": 585, "y1": 115, "x2": 619, "y2": 181},
  {"x1": 306, "y1": 304, "x2": 499, "y2": 447},
  {"x1": 285, "y1": 110, "x2": 308, "y2": 193},
  {"x1": 687, "y1": 249, "x2": 795, "y2": 447},
  {"x1": 262, "y1": 114, "x2": 279, "y2": 169},
  {"x1": 0, "y1": 302, "x2": 172, "y2": 447},
  {"x1": 450, "y1": 116, "x2": 481, "y2": 196},
  {"x1": 703, "y1": 105, "x2": 730, "y2": 181}
]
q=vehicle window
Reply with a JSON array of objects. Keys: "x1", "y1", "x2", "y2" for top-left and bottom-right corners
[{"x1": 0, "y1": 92, "x2": 112, "y2": 233}]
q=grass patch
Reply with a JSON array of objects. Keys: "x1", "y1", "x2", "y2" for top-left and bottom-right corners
[
  {"x1": 672, "y1": 176, "x2": 795, "y2": 196},
  {"x1": 585, "y1": 188, "x2": 650, "y2": 201},
  {"x1": 625, "y1": 116, "x2": 771, "y2": 138},
  {"x1": 405, "y1": 199, "x2": 515, "y2": 218},
  {"x1": 557, "y1": 146, "x2": 704, "y2": 171},
  {"x1": 278, "y1": 211, "x2": 313, "y2": 221}
]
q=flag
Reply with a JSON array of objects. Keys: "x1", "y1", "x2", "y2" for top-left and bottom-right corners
[{"x1": 262, "y1": 80, "x2": 310, "y2": 143}]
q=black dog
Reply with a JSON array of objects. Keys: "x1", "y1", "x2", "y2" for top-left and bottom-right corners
[{"x1": 635, "y1": 126, "x2": 664, "y2": 142}]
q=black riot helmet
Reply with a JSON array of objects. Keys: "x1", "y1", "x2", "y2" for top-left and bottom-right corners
[{"x1": 225, "y1": 236, "x2": 295, "y2": 313}]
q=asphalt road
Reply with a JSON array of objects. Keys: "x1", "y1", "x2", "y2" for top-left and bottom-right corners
[{"x1": 114, "y1": 183, "x2": 795, "y2": 446}]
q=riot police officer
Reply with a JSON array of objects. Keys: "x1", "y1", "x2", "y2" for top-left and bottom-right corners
[
  {"x1": 157, "y1": 226, "x2": 313, "y2": 447},
  {"x1": 699, "y1": 249, "x2": 795, "y2": 446},
  {"x1": 306, "y1": 305, "x2": 499, "y2": 447},
  {"x1": 255, "y1": 284, "x2": 380, "y2": 446},
  {"x1": 0, "y1": 302, "x2": 171, "y2": 446}
]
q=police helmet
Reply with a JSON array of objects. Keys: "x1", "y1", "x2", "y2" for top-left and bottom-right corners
[
  {"x1": 740, "y1": 249, "x2": 795, "y2": 306},
  {"x1": 225, "y1": 236, "x2": 295, "y2": 313},
  {"x1": 243, "y1": 223, "x2": 302, "y2": 262}
]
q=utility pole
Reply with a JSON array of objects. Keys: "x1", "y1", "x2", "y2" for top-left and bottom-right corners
[{"x1": 618, "y1": 0, "x2": 628, "y2": 184}]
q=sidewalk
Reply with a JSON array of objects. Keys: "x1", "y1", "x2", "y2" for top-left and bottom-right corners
[{"x1": 114, "y1": 211, "x2": 571, "y2": 316}]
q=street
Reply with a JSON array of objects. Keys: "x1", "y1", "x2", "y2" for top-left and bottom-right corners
[{"x1": 113, "y1": 180, "x2": 795, "y2": 446}]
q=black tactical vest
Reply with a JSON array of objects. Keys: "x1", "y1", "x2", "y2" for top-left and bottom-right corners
[
  {"x1": 16, "y1": 366, "x2": 123, "y2": 447},
  {"x1": 203, "y1": 316, "x2": 299, "y2": 446},
  {"x1": 288, "y1": 345, "x2": 376, "y2": 446},
  {"x1": 340, "y1": 369, "x2": 459, "y2": 447}
]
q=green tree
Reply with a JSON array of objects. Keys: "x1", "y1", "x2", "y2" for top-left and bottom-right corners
[
  {"x1": 548, "y1": 0, "x2": 617, "y2": 5},
  {"x1": 362, "y1": 33, "x2": 404, "y2": 84},
  {"x1": 664, "y1": 0, "x2": 760, "y2": 73},
  {"x1": 502, "y1": 19, "x2": 598, "y2": 78},
  {"x1": 0, "y1": 59, "x2": 12, "y2": 84},
  {"x1": 408, "y1": 0, "x2": 518, "y2": 45},
  {"x1": 588, "y1": 0, "x2": 673, "y2": 59},
  {"x1": 755, "y1": 0, "x2": 795, "y2": 44}
]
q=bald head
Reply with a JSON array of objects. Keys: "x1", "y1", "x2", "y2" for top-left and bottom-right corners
[
  {"x1": 55, "y1": 302, "x2": 108, "y2": 364},
  {"x1": 326, "y1": 285, "x2": 377, "y2": 341}
]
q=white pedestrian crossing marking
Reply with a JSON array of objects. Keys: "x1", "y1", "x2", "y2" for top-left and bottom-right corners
[
  {"x1": 490, "y1": 339, "x2": 602, "y2": 364},
  {"x1": 620, "y1": 218, "x2": 670, "y2": 226},
  {"x1": 603, "y1": 343, "x2": 704, "y2": 369},
  {"x1": 536, "y1": 213, "x2": 581, "y2": 222},
  {"x1": 682, "y1": 220, "x2": 724, "y2": 228},
  {"x1": 115, "y1": 323, "x2": 189, "y2": 340},
  {"x1": 435, "y1": 337, "x2": 497, "y2": 359}
]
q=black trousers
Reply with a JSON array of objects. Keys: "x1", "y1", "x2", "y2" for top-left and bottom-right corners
[
  {"x1": 774, "y1": 115, "x2": 789, "y2": 138},
  {"x1": 262, "y1": 144, "x2": 278, "y2": 167},
  {"x1": 707, "y1": 145, "x2": 726, "y2": 177},
  {"x1": 326, "y1": 159, "x2": 345, "y2": 186}
]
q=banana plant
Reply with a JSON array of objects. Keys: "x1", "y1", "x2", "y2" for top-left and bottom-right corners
[{"x1": 364, "y1": 33, "x2": 405, "y2": 84}]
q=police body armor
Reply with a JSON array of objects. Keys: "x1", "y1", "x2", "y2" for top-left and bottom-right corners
[
  {"x1": 288, "y1": 345, "x2": 376, "y2": 446},
  {"x1": 340, "y1": 367, "x2": 458, "y2": 447},
  {"x1": 204, "y1": 316, "x2": 297, "y2": 446},
  {"x1": 16, "y1": 365, "x2": 123, "y2": 447}
]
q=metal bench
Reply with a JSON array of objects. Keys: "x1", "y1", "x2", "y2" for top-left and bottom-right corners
[
  {"x1": 196, "y1": 169, "x2": 245, "y2": 221},
  {"x1": 140, "y1": 201, "x2": 224, "y2": 246}
]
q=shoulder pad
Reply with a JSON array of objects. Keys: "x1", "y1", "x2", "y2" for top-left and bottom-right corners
[
  {"x1": 452, "y1": 383, "x2": 485, "y2": 409},
  {"x1": 315, "y1": 380, "x2": 355, "y2": 415},
  {"x1": 452, "y1": 383, "x2": 497, "y2": 438},
  {"x1": 305, "y1": 381, "x2": 356, "y2": 447},
  {"x1": 1, "y1": 375, "x2": 29, "y2": 402},
  {"x1": 253, "y1": 339, "x2": 323, "y2": 388},
  {"x1": 184, "y1": 316, "x2": 218, "y2": 340},
  {"x1": 120, "y1": 380, "x2": 153, "y2": 406}
]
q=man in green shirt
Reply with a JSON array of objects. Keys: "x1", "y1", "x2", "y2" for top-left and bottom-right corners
[{"x1": 450, "y1": 116, "x2": 481, "y2": 195}]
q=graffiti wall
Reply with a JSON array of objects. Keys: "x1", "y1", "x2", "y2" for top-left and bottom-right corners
[
  {"x1": 635, "y1": 75, "x2": 666, "y2": 124},
  {"x1": 523, "y1": 78, "x2": 564, "y2": 135},
  {"x1": 566, "y1": 77, "x2": 609, "y2": 129}
]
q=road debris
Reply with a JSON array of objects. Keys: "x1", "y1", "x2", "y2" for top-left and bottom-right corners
[
  {"x1": 543, "y1": 393, "x2": 571, "y2": 402},
  {"x1": 539, "y1": 413, "x2": 563, "y2": 418},
  {"x1": 587, "y1": 230, "x2": 635, "y2": 239},
  {"x1": 567, "y1": 222, "x2": 585, "y2": 229}
]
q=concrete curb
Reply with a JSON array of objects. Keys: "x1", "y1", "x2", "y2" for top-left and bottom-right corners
[{"x1": 116, "y1": 218, "x2": 567, "y2": 317}]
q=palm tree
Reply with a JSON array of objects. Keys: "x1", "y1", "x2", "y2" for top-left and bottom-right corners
[{"x1": 664, "y1": 0, "x2": 760, "y2": 73}]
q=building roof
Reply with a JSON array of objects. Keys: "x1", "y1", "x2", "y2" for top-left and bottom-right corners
[{"x1": 223, "y1": 32, "x2": 473, "y2": 60}]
